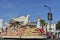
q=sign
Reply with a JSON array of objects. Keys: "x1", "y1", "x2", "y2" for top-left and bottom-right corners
[{"x1": 48, "y1": 13, "x2": 52, "y2": 20}]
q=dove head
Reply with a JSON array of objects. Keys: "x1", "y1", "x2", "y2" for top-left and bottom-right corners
[
  {"x1": 37, "y1": 17, "x2": 40, "y2": 21},
  {"x1": 27, "y1": 15, "x2": 30, "y2": 17},
  {"x1": 26, "y1": 14, "x2": 30, "y2": 19}
]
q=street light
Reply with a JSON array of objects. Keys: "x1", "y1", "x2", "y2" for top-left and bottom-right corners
[
  {"x1": 44, "y1": 5, "x2": 51, "y2": 13},
  {"x1": 44, "y1": 5, "x2": 52, "y2": 32}
]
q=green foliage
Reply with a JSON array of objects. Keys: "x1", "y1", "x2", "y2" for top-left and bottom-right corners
[
  {"x1": 40, "y1": 19, "x2": 47, "y2": 26},
  {"x1": 56, "y1": 21, "x2": 60, "y2": 29}
]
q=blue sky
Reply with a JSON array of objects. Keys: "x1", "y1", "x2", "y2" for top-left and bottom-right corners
[{"x1": 0, "y1": 0, "x2": 60, "y2": 23}]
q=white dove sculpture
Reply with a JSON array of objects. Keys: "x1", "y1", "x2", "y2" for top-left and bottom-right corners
[
  {"x1": 36, "y1": 17, "x2": 42, "y2": 29},
  {"x1": 22, "y1": 15, "x2": 30, "y2": 25}
]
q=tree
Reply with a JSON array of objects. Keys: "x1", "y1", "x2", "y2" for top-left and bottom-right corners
[
  {"x1": 56, "y1": 21, "x2": 60, "y2": 29},
  {"x1": 40, "y1": 19, "x2": 47, "y2": 28}
]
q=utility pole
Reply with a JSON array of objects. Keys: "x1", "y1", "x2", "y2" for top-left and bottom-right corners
[{"x1": 44, "y1": 5, "x2": 52, "y2": 32}]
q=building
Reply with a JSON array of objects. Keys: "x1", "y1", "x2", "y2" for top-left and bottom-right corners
[{"x1": 47, "y1": 23, "x2": 56, "y2": 32}]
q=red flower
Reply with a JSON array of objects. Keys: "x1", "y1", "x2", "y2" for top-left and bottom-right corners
[{"x1": 37, "y1": 28, "x2": 45, "y2": 33}]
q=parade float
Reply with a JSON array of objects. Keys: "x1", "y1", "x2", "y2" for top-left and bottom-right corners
[{"x1": 0, "y1": 15, "x2": 47, "y2": 39}]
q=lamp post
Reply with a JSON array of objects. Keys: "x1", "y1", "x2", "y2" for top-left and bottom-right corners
[
  {"x1": 44, "y1": 5, "x2": 51, "y2": 13},
  {"x1": 44, "y1": 5, "x2": 52, "y2": 32}
]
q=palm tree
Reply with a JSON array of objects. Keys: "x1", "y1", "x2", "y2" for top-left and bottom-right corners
[
  {"x1": 40, "y1": 19, "x2": 47, "y2": 29},
  {"x1": 56, "y1": 21, "x2": 60, "y2": 30}
]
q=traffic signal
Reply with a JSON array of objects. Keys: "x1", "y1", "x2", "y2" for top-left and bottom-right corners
[{"x1": 48, "y1": 13, "x2": 52, "y2": 20}]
